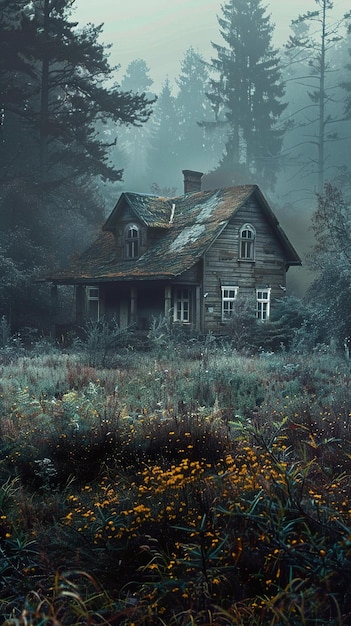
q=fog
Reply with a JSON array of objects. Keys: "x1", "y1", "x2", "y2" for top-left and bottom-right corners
[
  {"x1": 2, "y1": 0, "x2": 350, "y2": 326},
  {"x1": 74, "y1": 0, "x2": 350, "y2": 89},
  {"x1": 73, "y1": 1, "x2": 351, "y2": 297}
]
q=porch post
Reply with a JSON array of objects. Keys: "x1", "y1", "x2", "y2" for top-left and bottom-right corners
[
  {"x1": 195, "y1": 286, "x2": 201, "y2": 332},
  {"x1": 75, "y1": 285, "x2": 85, "y2": 325},
  {"x1": 130, "y1": 287, "x2": 137, "y2": 324},
  {"x1": 164, "y1": 286, "x2": 172, "y2": 319}
]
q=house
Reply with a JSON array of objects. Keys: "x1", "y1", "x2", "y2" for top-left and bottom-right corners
[{"x1": 47, "y1": 170, "x2": 301, "y2": 334}]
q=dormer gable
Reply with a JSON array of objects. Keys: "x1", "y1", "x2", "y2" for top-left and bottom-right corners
[
  {"x1": 103, "y1": 192, "x2": 174, "y2": 232},
  {"x1": 103, "y1": 192, "x2": 176, "y2": 260}
]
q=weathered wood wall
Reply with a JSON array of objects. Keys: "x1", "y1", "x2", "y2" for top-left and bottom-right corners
[{"x1": 202, "y1": 198, "x2": 288, "y2": 332}]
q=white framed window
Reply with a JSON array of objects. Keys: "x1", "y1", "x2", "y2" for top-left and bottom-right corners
[
  {"x1": 173, "y1": 288, "x2": 190, "y2": 322},
  {"x1": 125, "y1": 224, "x2": 140, "y2": 258},
  {"x1": 221, "y1": 286, "x2": 239, "y2": 320},
  {"x1": 87, "y1": 286, "x2": 100, "y2": 320},
  {"x1": 256, "y1": 288, "x2": 271, "y2": 320},
  {"x1": 239, "y1": 224, "x2": 255, "y2": 260}
]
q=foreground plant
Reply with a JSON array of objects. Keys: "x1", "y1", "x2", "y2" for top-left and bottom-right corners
[
  {"x1": 1, "y1": 348, "x2": 351, "y2": 624},
  {"x1": 2, "y1": 570, "x2": 118, "y2": 625}
]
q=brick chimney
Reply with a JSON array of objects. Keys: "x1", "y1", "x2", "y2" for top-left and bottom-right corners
[{"x1": 182, "y1": 169, "x2": 203, "y2": 194}]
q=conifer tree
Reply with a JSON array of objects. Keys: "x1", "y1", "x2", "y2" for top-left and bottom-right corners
[
  {"x1": 307, "y1": 183, "x2": 351, "y2": 344},
  {"x1": 0, "y1": 0, "x2": 153, "y2": 186},
  {"x1": 286, "y1": 0, "x2": 351, "y2": 193},
  {"x1": 117, "y1": 59, "x2": 155, "y2": 191},
  {"x1": 0, "y1": 0, "x2": 154, "y2": 327},
  {"x1": 175, "y1": 47, "x2": 222, "y2": 174},
  {"x1": 206, "y1": 0, "x2": 286, "y2": 189},
  {"x1": 147, "y1": 78, "x2": 180, "y2": 194}
]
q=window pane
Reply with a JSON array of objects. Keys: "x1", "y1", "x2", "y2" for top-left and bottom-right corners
[
  {"x1": 256, "y1": 288, "x2": 270, "y2": 320},
  {"x1": 222, "y1": 286, "x2": 238, "y2": 320},
  {"x1": 88, "y1": 288, "x2": 99, "y2": 300},
  {"x1": 128, "y1": 227, "x2": 138, "y2": 239},
  {"x1": 240, "y1": 225, "x2": 255, "y2": 259},
  {"x1": 88, "y1": 299, "x2": 99, "y2": 321},
  {"x1": 127, "y1": 240, "x2": 139, "y2": 257},
  {"x1": 125, "y1": 225, "x2": 140, "y2": 258},
  {"x1": 87, "y1": 287, "x2": 99, "y2": 321},
  {"x1": 174, "y1": 288, "x2": 190, "y2": 322},
  {"x1": 241, "y1": 240, "x2": 253, "y2": 259}
]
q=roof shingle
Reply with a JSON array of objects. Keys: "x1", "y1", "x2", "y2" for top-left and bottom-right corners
[{"x1": 48, "y1": 185, "x2": 301, "y2": 283}]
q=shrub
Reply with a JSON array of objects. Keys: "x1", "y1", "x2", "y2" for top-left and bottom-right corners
[
  {"x1": 81, "y1": 318, "x2": 132, "y2": 367},
  {"x1": 0, "y1": 316, "x2": 11, "y2": 348},
  {"x1": 2, "y1": 345, "x2": 351, "y2": 624}
]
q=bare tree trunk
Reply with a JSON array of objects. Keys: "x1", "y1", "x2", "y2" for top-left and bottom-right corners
[
  {"x1": 40, "y1": 0, "x2": 50, "y2": 179},
  {"x1": 317, "y1": 0, "x2": 327, "y2": 193}
]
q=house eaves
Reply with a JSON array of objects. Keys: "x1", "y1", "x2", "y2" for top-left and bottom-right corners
[
  {"x1": 47, "y1": 184, "x2": 301, "y2": 284},
  {"x1": 250, "y1": 186, "x2": 302, "y2": 266}
]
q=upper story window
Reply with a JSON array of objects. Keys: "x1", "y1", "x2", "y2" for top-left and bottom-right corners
[
  {"x1": 124, "y1": 224, "x2": 140, "y2": 259},
  {"x1": 221, "y1": 286, "x2": 239, "y2": 321},
  {"x1": 239, "y1": 224, "x2": 255, "y2": 260},
  {"x1": 256, "y1": 288, "x2": 271, "y2": 321}
]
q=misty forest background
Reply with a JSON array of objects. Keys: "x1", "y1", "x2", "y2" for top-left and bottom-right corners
[{"x1": 1, "y1": 0, "x2": 351, "y2": 350}]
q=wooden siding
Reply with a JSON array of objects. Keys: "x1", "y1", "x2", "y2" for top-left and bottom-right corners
[
  {"x1": 202, "y1": 198, "x2": 288, "y2": 332},
  {"x1": 173, "y1": 261, "x2": 202, "y2": 285}
]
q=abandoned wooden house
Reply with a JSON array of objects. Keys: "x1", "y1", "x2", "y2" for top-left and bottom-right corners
[{"x1": 47, "y1": 170, "x2": 301, "y2": 334}]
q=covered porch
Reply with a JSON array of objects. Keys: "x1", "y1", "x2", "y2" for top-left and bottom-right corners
[{"x1": 75, "y1": 281, "x2": 202, "y2": 332}]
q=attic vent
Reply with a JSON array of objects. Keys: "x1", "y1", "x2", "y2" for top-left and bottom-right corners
[{"x1": 169, "y1": 203, "x2": 176, "y2": 224}]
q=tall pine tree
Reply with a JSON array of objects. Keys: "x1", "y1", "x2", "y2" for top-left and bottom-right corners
[
  {"x1": 206, "y1": 0, "x2": 286, "y2": 189},
  {"x1": 0, "y1": 0, "x2": 153, "y2": 185},
  {"x1": 117, "y1": 59, "x2": 155, "y2": 191},
  {"x1": 175, "y1": 47, "x2": 222, "y2": 174},
  {"x1": 147, "y1": 78, "x2": 180, "y2": 194},
  {"x1": 0, "y1": 0, "x2": 154, "y2": 327}
]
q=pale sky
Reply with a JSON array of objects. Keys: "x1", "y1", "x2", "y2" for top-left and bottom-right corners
[{"x1": 73, "y1": 0, "x2": 351, "y2": 89}]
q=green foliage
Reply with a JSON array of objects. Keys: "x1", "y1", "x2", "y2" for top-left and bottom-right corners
[
  {"x1": 307, "y1": 184, "x2": 351, "y2": 347},
  {"x1": 2, "y1": 570, "x2": 117, "y2": 626},
  {"x1": 147, "y1": 79, "x2": 180, "y2": 190},
  {"x1": 207, "y1": 0, "x2": 286, "y2": 189},
  {"x1": 81, "y1": 318, "x2": 132, "y2": 367},
  {"x1": 1, "y1": 346, "x2": 351, "y2": 623},
  {"x1": 0, "y1": 0, "x2": 154, "y2": 329},
  {"x1": 176, "y1": 47, "x2": 223, "y2": 174},
  {"x1": 222, "y1": 295, "x2": 257, "y2": 351},
  {"x1": 0, "y1": 316, "x2": 11, "y2": 349}
]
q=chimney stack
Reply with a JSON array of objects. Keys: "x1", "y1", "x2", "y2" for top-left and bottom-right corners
[{"x1": 182, "y1": 169, "x2": 203, "y2": 194}]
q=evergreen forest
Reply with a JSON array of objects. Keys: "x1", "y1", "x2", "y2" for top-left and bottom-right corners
[
  {"x1": 1, "y1": 0, "x2": 351, "y2": 337},
  {"x1": 2, "y1": 3, "x2": 351, "y2": 622}
]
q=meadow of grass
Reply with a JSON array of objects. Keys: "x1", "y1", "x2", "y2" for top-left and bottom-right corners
[{"x1": 1, "y1": 333, "x2": 351, "y2": 625}]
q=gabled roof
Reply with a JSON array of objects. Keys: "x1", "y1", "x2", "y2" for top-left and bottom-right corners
[
  {"x1": 103, "y1": 192, "x2": 173, "y2": 229},
  {"x1": 48, "y1": 185, "x2": 301, "y2": 283}
]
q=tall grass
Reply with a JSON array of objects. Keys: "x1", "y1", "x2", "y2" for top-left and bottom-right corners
[{"x1": 1, "y1": 340, "x2": 351, "y2": 624}]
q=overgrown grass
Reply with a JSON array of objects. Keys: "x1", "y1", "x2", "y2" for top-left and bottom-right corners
[{"x1": 1, "y1": 340, "x2": 351, "y2": 624}]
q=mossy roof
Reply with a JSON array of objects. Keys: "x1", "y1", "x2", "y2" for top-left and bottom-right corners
[{"x1": 48, "y1": 185, "x2": 301, "y2": 283}]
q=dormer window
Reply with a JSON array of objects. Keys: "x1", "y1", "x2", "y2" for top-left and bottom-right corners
[
  {"x1": 125, "y1": 224, "x2": 140, "y2": 259},
  {"x1": 239, "y1": 224, "x2": 255, "y2": 260}
]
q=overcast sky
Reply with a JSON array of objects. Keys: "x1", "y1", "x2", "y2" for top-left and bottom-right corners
[{"x1": 73, "y1": 0, "x2": 351, "y2": 89}]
